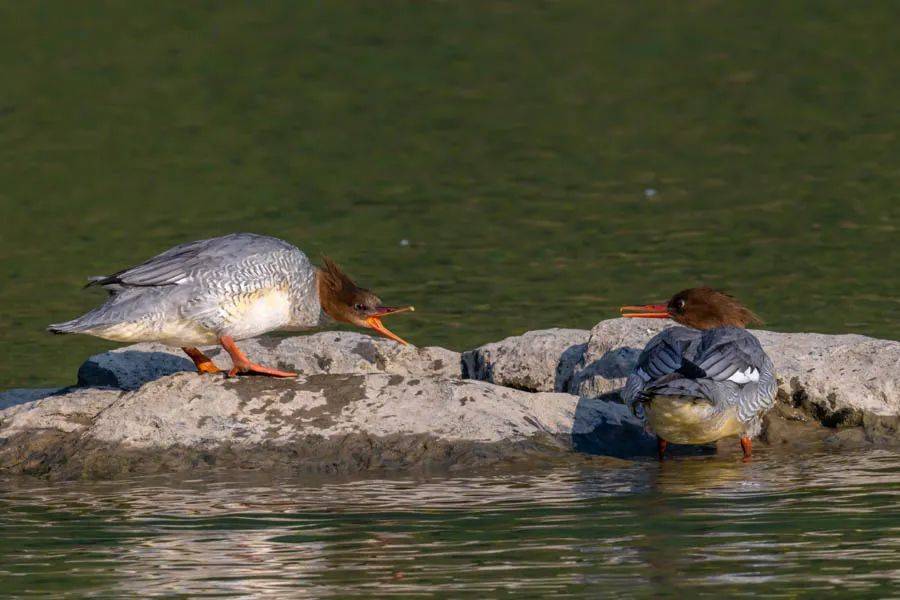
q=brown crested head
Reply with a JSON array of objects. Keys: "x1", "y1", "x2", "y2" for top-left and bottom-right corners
[
  {"x1": 620, "y1": 287, "x2": 762, "y2": 329},
  {"x1": 316, "y1": 256, "x2": 415, "y2": 345}
]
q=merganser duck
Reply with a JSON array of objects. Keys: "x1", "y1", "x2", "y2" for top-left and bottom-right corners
[
  {"x1": 49, "y1": 233, "x2": 414, "y2": 377},
  {"x1": 619, "y1": 288, "x2": 776, "y2": 461}
]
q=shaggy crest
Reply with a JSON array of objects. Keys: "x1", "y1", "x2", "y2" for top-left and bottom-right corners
[
  {"x1": 669, "y1": 287, "x2": 763, "y2": 329},
  {"x1": 318, "y1": 256, "x2": 364, "y2": 302}
]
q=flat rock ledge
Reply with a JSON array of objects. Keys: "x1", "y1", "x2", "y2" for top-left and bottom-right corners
[
  {"x1": 0, "y1": 372, "x2": 642, "y2": 481},
  {"x1": 2, "y1": 323, "x2": 898, "y2": 480}
]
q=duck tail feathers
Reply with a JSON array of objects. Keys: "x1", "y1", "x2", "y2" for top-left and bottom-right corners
[{"x1": 47, "y1": 315, "x2": 97, "y2": 335}]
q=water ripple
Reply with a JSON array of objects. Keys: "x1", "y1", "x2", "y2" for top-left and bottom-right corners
[{"x1": 0, "y1": 450, "x2": 898, "y2": 597}]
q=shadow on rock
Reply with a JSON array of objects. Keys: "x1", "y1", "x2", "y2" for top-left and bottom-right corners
[
  {"x1": 78, "y1": 351, "x2": 196, "y2": 390},
  {"x1": 553, "y1": 342, "x2": 588, "y2": 392},
  {"x1": 567, "y1": 346, "x2": 643, "y2": 395}
]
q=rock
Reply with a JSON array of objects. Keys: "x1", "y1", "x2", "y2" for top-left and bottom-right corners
[
  {"x1": 461, "y1": 328, "x2": 589, "y2": 392},
  {"x1": 568, "y1": 319, "x2": 671, "y2": 398},
  {"x1": 0, "y1": 387, "x2": 122, "y2": 436},
  {"x1": 755, "y1": 330, "x2": 900, "y2": 424},
  {"x1": 77, "y1": 345, "x2": 195, "y2": 390},
  {"x1": 862, "y1": 413, "x2": 900, "y2": 446},
  {"x1": 79, "y1": 374, "x2": 626, "y2": 446},
  {"x1": 571, "y1": 318, "x2": 900, "y2": 423},
  {"x1": 77, "y1": 331, "x2": 461, "y2": 390},
  {"x1": 461, "y1": 321, "x2": 667, "y2": 396},
  {"x1": 760, "y1": 399, "x2": 831, "y2": 448},
  {"x1": 0, "y1": 388, "x2": 65, "y2": 410},
  {"x1": 465, "y1": 318, "x2": 900, "y2": 433},
  {"x1": 2, "y1": 320, "x2": 898, "y2": 480},
  {"x1": 0, "y1": 372, "x2": 643, "y2": 480}
]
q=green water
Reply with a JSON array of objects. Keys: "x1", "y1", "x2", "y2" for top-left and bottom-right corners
[
  {"x1": 1, "y1": 1, "x2": 898, "y2": 389},
  {"x1": 1, "y1": 2, "x2": 899, "y2": 596},
  {"x1": 1, "y1": 451, "x2": 899, "y2": 598}
]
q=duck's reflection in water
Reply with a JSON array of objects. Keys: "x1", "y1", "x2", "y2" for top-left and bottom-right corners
[{"x1": 572, "y1": 450, "x2": 900, "y2": 594}]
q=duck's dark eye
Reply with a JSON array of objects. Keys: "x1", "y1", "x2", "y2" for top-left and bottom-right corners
[
  {"x1": 354, "y1": 303, "x2": 367, "y2": 312},
  {"x1": 675, "y1": 298, "x2": 686, "y2": 311}
]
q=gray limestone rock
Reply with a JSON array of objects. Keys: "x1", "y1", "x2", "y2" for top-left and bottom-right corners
[
  {"x1": 461, "y1": 328, "x2": 590, "y2": 392},
  {"x1": 3, "y1": 319, "x2": 897, "y2": 480},
  {"x1": 76, "y1": 331, "x2": 461, "y2": 390},
  {"x1": 0, "y1": 372, "x2": 642, "y2": 479}
]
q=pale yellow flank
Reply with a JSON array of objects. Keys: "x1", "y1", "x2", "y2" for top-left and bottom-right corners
[
  {"x1": 644, "y1": 395, "x2": 744, "y2": 444},
  {"x1": 82, "y1": 287, "x2": 295, "y2": 347},
  {"x1": 89, "y1": 318, "x2": 214, "y2": 346}
]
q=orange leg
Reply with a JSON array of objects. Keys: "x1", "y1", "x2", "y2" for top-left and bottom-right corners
[
  {"x1": 657, "y1": 437, "x2": 668, "y2": 461},
  {"x1": 740, "y1": 436, "x2": 752, "y2": 462},
  {"x1": 182, "y1": 347, "x2": 222, "y2": 375},
  {"x1": 219, "y1": 335, "x2": 297, "y2": 378}
]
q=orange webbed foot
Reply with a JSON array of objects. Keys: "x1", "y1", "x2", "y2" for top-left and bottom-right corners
[
  {"x1": 182, "y1": 347, "x2": 223, "y2": 375},
  {"x1": 657, "y1": 437, "x2": 668, "y2": 462},
  {"x1": 740, "y1": 436, "x2": 752, "y2": 462},
  {"x1": 217, "y1": 335, "x2": 297, "y2": 378}
]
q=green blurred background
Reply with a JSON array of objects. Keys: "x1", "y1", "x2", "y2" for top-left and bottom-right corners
[{"x1": 1, "y1": 1, "x2": 898, "y2": 388}]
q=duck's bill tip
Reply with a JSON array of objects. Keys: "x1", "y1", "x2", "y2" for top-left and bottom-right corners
[
  {"x1": 619, "y1": 304, "x2": 671, "y2": 319},
  {"x1": 365, "y1": 316, "x2": 410, "y2": 345}
]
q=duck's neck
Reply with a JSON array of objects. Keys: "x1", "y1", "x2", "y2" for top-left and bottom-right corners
[
  {"x1": 315, "y1": 269, "x2": 339, "y2": 323},
  {"x1": 285, "y1": 268, "x2": 331, "y2": 328}
]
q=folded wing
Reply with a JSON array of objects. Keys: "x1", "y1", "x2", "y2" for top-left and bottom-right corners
[
  {"x1": 86, "y1": 233, "x2": 296, "y2": 289},
  {"x1": 624, "y1": 326, "x2": 776, "y2": 423}
]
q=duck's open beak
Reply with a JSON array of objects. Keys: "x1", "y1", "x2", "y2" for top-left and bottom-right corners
[
  {"x1": 619, "y1": 304, "x2": 671, "y2": 319},
  {"x1": 365, "y1": 306, "x2": 415, "y2": 345}
]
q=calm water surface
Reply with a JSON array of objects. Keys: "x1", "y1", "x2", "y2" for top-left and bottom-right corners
[
  {"x1": 1, "y1": 1, "x2": 899, "y2": 388},
  {"x1": 1, "y1": 451, "x2": 898, "y2": 598}
]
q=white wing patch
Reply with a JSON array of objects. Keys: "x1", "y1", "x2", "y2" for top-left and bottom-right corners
[{"x1": 727, "y1": 367, "x2": 760, "y2": 385}]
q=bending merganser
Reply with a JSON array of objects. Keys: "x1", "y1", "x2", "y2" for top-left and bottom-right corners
[
  {"x1": 619, "y1": 288, "x2": 776, "y2": 461},
  {"x1": 49, "y1": 233, "x2": 414, "y2": 377}
]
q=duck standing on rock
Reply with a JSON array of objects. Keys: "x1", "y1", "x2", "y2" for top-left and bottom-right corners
[
  {"x1": 619, "y1": 288, "x2": 776, "y2": 460},
  {"x1": 49, "y1": 233, "x2": 414, "y2": 377}
]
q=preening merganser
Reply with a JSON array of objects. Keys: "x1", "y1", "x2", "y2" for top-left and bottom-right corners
[
  {"x1": 49, "y1": 233, "x2": 414, "y2": 377},
  {"x1": 620, "y1": 288, "x2": 776, "y2": 461}
]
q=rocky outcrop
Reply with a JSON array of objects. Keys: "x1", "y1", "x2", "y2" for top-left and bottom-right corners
[
  {"x1": 0, "y1": 388, "x2": 63, "y2": 410},
  {"x1": 464, "y1": 318, "x2": 900, "y2": 446},
  {"x1": 461, "y1": 328, "x2": 589, "y2": 392},
  {"x1": 1, "y1": 322, "x2": 897, "y2": 480},
  {"x1": 0, "y1": 368, "x2": 643, "y2": 480},
  {"x1": 460, "y1": 323, "x2": 660, "y2": 397},
  {"x1": 76, "y1": 331, "x2": 462, "y2": 390}
]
